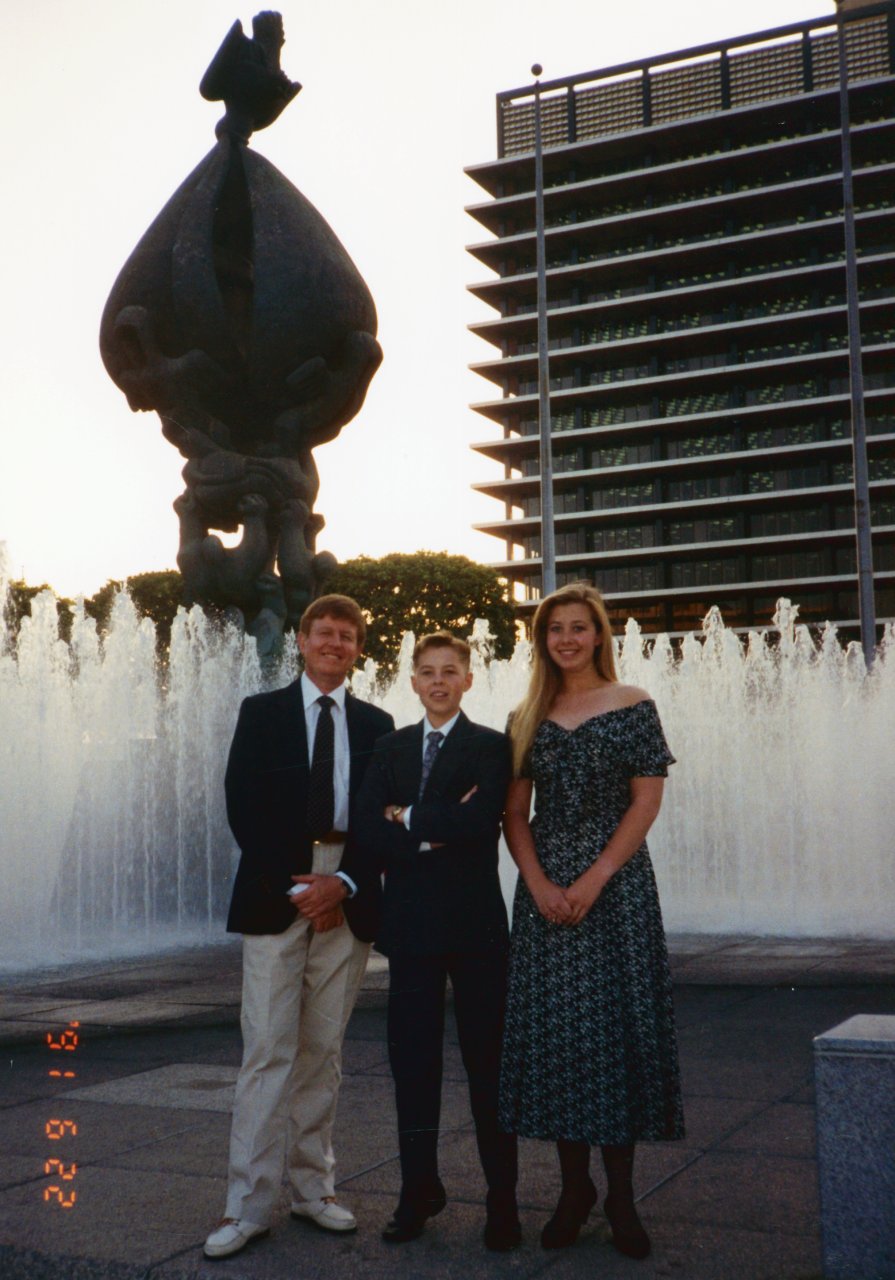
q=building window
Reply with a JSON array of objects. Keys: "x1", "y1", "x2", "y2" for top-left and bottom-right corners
[
  {"x1": 751, "y1": 507, "x2": 828, "y2": 536},
  {"x1": 670, "y1": 558, "x2": 740, "y2": 587},
  {"x1": 554, "y1": 448, "x2": 584, "y2": 473},
  {"x1": 667, "y1": 474, "x2": 737, "y2": 501},
  {"x1": 594, "y1": 565, "x2": 660, "y2": 591},
  {"x1": 590, "y1": 443, "x2": 653, "y2": 467},
  {"x1": 746, "y1": 422, "x2": 825, "y2": 449},
  {"x1": 588, "y1": 482, "x2": 655, "y2": 510},
  {"x1": 667, "y1": 431, "x2": 737, "y2": 459},
  {"x1": 588, "y1": 523, "x2": 656, "y2": 551},
  {"x1": 752, "y1": 551, "x2": 827, "y2": 578},
  {"x1": 747, "y1": 465, "x2": 825, "y2": 493},
  {"x1": 667, "y1": 516, "x2": 738, "y2": 544},
  {"x1": 555, "y1": 530, "x2": 584, "y2": 554}
]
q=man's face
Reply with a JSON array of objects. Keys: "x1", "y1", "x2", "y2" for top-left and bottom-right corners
[
  {"x1": 298, "y1": 615, "x2": 362, "y2": 691},
  {"x1": 410, "y1": 646, "x2": 472, "y2": 727}
]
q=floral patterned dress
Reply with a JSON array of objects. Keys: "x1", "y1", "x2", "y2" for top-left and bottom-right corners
[{"x1": 498, "y1": 699, "x2": 684, "y2": 1145}]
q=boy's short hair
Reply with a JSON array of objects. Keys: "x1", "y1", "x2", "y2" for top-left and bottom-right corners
[
  {"x1": 412, "y1": 630, "x2": 471, "y2": 668},
  {"x1": 298, "y1": 594, "x2": 367, "y2": 647}
]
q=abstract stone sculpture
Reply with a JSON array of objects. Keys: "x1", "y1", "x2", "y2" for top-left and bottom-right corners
[{"x1": 100, "y1": 12, "x2": 382, "y2": 647}]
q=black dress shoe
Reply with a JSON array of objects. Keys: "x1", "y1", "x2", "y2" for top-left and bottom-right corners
[
  {"x1": 540, "y1": 1178, "x2": 598, "y2": 1249},
  {"x1": 603, "y1": 1193, "x2": 651, "y2": 1259},
  {"x1": 381, "y1": 1186, "x2": 447, "y2": 1244},
  {"x1": 382, "y1": 1211, "x2": 428, "y2": 1244}
]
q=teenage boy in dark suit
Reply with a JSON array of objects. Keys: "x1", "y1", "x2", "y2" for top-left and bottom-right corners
[{"x1": 356, "y1": 631, "x2": 519, "y2": 1251}]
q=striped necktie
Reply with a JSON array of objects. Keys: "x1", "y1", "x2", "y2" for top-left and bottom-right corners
[{"x1": 418, "y1": 730, "x2": 444, "y2": 800}]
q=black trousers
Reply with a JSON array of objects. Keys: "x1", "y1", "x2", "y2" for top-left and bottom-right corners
[{"x1": 387, "y1": 948, "x2": 517, "y2": 1204}]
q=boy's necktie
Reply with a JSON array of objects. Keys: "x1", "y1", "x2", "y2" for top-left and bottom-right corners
[{"x1": 418, "y1": 729, "x2": 444, "y2": 800}]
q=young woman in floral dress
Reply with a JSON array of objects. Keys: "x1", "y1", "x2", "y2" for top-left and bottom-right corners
[{"x1": 499, "y1": 583, "x2": 683, "y2": 1260}]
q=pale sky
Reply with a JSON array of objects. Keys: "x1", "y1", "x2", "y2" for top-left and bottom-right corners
[{"x1": 2, "y1": 0, "x2": 833, "y2": 597}]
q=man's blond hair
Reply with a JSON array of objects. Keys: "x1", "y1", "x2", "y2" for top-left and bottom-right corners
[{"x1": 298, "y1": 594, "x2": 366, "y2": 647}]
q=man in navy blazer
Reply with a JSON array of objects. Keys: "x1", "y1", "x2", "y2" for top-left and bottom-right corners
[
  {"x1": 205, "y1": 595, "x2": 394, "y2": 1261},
  {"x1": 356, "y1": 630, "x2": 519, "y2": 1251}
]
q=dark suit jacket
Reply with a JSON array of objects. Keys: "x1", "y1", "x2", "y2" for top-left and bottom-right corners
[
  {"x1": 355, "y1": 711, "x2": 511, "y2": 957},
  {"x1": 224, "y1": 680, "x2": 394, "y2": 938}
]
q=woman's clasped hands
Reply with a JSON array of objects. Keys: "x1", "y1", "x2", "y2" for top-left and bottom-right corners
[{"x1": 531, "y1": 875, "x2": 602, "y2": 927}]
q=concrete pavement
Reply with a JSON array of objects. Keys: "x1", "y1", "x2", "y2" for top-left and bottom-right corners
[{"x1": 1, "y1": 935, "x2": 894, "y2": 1280}]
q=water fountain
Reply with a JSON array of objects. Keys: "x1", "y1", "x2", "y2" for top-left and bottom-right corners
[{"x1": 2, "y1": 543, "x2": 892, "y2": 972}]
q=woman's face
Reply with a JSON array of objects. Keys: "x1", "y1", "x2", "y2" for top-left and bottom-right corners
[{"x1": 544, "y1": 602, "x2": 602, "y2": 675}]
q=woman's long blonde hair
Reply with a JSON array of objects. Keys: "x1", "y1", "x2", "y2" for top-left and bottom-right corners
[{"x1": 510, "y1": 582, "x2": 617, "y2": 776}]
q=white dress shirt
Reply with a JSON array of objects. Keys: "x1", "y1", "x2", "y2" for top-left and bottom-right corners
[
  {"x1": 402, "y1": 712, "x2": 460, "y2": 848},
  {"x1": 301, "y1": 673, "x2": 356, "y2": 896},
  {"x1": 301, "y1": 672, "x2": 350, "y2": 831}
]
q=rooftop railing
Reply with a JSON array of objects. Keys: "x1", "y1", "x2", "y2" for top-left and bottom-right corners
[{"x1": 496, "y1": 4, "x2": 895, "y2": 158}]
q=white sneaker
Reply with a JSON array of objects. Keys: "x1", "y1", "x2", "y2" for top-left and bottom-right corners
[
  {"x1": 203, "y1": 1217, "x2": 269, "y2": 1259},
  {"x1": 291, "y1": 1197, "x2": 357, "y2": 1233}
]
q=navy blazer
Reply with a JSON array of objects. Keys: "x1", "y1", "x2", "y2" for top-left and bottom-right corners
[
  {"x1": 355, "y1": 711, "x2": 511, "y2": 956},
  {"x1": 224, "y1": 680, "x2": 394, "y2": 938}
]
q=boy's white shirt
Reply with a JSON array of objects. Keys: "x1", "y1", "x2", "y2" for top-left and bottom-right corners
[{"x1": 401, "y1": 711, "x2": 462, "y2": 847}]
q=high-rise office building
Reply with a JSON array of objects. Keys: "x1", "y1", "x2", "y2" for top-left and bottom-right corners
[{"x1": 465, "y1": 3, "x2": 895, "y2": 634}]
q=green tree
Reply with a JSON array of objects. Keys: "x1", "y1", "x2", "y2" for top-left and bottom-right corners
[
  {"x1": 3, "y1": 579, "x2": 74, "y2": 644},
  {"x1": 83, "y1": 580, "x2": 119, "y2": 634},
  {"x1": 3, "y1": 572, "x2": 183, "y2": 654},
  {"x1": 327, "y1": 551, "x2": 515, "y2": 673},
  {"x1": 85, "y1": 570, "x2": 183, "y2": 649}
]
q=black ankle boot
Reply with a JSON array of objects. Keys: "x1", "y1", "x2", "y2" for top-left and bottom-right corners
[
  {"x1": 540, "y1": 1178, "x2": 597, "y2": 1249},
  {"x1": 604, "y1": 1193, "x2": 651, "y2": 1259}
]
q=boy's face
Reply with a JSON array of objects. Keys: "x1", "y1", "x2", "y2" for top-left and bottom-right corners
[{"x1": 411, "y1": 646, "x2": 472, "y2": 727}]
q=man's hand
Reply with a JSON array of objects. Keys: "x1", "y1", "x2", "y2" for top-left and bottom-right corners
[
  {"x1": 290, "y1": 873, "x2": 348, "y2": 921},
  {"x1": 312, "y1": 907, "x2": 345, "y2": 933}
]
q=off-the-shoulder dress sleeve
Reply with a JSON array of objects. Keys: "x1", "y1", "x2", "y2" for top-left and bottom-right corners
[{"x1": 624, "y1": 700, "x2": 676, "y2": 777}]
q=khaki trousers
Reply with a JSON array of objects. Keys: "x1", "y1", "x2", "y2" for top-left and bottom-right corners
[{"x1": 224, "y1": 844, "x2": 369, "y2": 1225}]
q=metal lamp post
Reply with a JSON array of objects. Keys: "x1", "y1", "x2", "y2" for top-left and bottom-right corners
[
  {"x1": 835, "y1": 0, "x2": 877, "y2": 668},
  {"x1": 532, "y1": 64, "x2": 557, "y2": 597}
]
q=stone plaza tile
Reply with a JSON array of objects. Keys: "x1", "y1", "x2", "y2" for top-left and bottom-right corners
[
  {"x1": 0, "y1": 1096, "x2": 212, "y2": 1162},
  {"x1": 12, "y1": 999, "x2": 218, "y2": 1027},
  {"x1": 0, "y1": 1164, "x2": 219, "y2": 1265},
  {"x1": 68, "y1": 1063, "x2": 238, "y2": 1112},
  {"x1": 715, "y1": 1100, "x2": 816, "y2": 1160},
  {"x1": 645, "y1": 1150, "x2": 819, "y2": 1235},
  {"x1": 662, "y1": 1094, "x2": 767, "y2": 1148}
]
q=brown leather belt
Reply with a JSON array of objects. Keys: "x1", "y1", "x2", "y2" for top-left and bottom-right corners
[{"x1": 313, "y1": 830, "x2": 348, "y2": 844}]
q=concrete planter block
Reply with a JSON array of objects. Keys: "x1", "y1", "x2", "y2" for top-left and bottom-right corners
[{"x1": 814, "y1": 1015, "x2": 895, "y2": 1279}]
